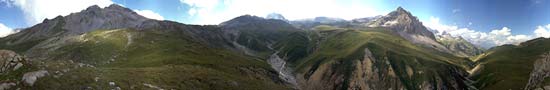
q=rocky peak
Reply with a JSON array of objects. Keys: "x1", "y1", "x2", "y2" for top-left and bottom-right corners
[
  {"x1": 105, "y1": 4, "x2": 135, "y2": 13},
  {"x1": 368, "y1": 7, "x2": 450, "y2": 53},
  {"x1": 386, "y1": 7, "x2": 415, "y2": 21},
  {"x1": 84, "y1": 5, "x2": 101, "y2": 12},
  {"x1": 395, "y1": 7, "x2": 407, "y2": 14},
  {"x1": 61, "y1": 4, "x2": 148, "y2": 34},
  {"x1": 397, "y1": 7, "x2": 404, "y2": 11},
  {"x1": 5, "y1": 4, "x2": 149, "y2": 45},
  {"x1": 369, "y1": 7, "x2": 434, "y2": 39}
]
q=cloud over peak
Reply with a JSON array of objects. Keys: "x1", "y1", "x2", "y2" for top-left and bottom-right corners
[
  {"x1": 534, "y1": 24, "x2": 550, "y2": 38},
  {"x1": 134, "y1": 9, "x2": 165, "y2": 20},
  {"x1": 0, "y1": 23, "x2": 16, "y2": 37},
  {"x1": 424, "y1": 16, "x2": 536, "y2": 48}
]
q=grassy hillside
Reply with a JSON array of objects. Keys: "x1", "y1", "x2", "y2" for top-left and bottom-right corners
[
  {"x1": 15, "y1": 29, "x2": 292, "y2": 90},
  {"x1": 471, "y1": 38, "x2": 550, "y2": 90}
]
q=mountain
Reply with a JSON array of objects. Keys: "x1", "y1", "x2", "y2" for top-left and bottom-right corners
[
  {"x1": 470, "y1": 37, "x2": 550, "y2": 90},
  {"x1": 367, "y1": 7, "x2": 451, "y2": 53},
  {"x1": 0, "y1": 4, "x2": 294, "y2": 90},
  {"x1": 0, "y1": 4, "x2": 149, "y2": 53},
  {"x1": 220, "y1": 15, "x2": 300, "y2": 56},
  {"x1": 437, "y1": 33, "x2": 485, "y2": 57}
]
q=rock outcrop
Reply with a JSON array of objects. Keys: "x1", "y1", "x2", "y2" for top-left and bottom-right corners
[
  {"x1": 21, "y1": 70, "x2": 48, "y2": 86},
  {"x1": 0, "y1": 82, "x2": 16, "y2": 90},
  {"x1": 0, "y1": 50, "x2": 26, "y2": 74},
  {"x1": 267, "y1": 51, "x2": 297, "y2": 87},
  {"x1": 296, "y1": 47, "x2": 472, "y2": 90},
  {"x1": 525, "y1": 52, "x2": 550, "y2": 90},
  {"x1": 347, "y1": 48, "x2": 404, "y2": 90}
]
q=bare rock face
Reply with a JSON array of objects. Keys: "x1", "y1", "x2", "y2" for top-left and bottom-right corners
[
  {"x1": 297, "y1": 47, "x2": 473, "y2": 90},
  {"x1": 21, "y1": 70, "x2": 48, "y2": 86},
  {"x1": 297, "y1": 48, "x2": 407, "y2": 90},
  {"x1": 63, "y1": 4, "x2": 148, "y2": 35},
  {"x1": 525, "y1": 52, "x2": 550, "y2": 90},
  {"x1": 0, "y1": 50, "x2": 26, "y2": 74},
  {"x1": 368, "y1": 7, "x2": 434, "y2": 40},
  {"x1": 368, "y1": 7, "x2": 451, "y2": 53},
  {"x1": 0, "y1": 82, "x2": 16, "y2": 90},
  {"x1": 297, "y1": 60, "x2": 346, "y2": 90},
  {"x1": 347, "y1": 48, "x2": 404, "y2": 90},
  {"x1": 267, "y1": 51, "x2": 297, "y2": 87},
  {"x1": 297, "y1": 48, "x2": 406, "y2": 90}
]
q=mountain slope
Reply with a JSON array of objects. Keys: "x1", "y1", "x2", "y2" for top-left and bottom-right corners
[
  {"x1": 0, "y1": 4, "x2": 148, "y2": 53},
  {"x1": 220, "y1": 15, "x2": 300, "y2": 56},
  {"x1": 24, "y1": 29, "x2": 291, "y2": 89},
  {"x1": 273, "y1": 26, "x2": 475, "y2": 90},
  {"x1": 0, "y1": 5, "x2": 295, "y2": 90},
  {"x1": 437, "y1": 33, "x2": 485, "y2": 57},
  {"x1": 471, "y1": 37, "x2": 550, "y2": 90}
]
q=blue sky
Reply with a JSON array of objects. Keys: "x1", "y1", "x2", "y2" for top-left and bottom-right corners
[{"x1": 0, "y1": 0, "x2": 550, "y2": 48}]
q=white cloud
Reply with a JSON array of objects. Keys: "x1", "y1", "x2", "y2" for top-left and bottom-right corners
[
  {"x1": 179, "y1": 0, "x2": 383, "y2": 24},
  {"x1": 134, "y1": 9, "x2": 165, "y2": 20},
  {"x1": 534, "y1": 24, "x2": 550, "y2": 38},
  {"x1": 487, "y1": 27, "x2": 532, "y2": 45},
  {"x1": 490, "y1": 27, "x2": 511, "y2": 36},
  {"x1": 7, "y1": 0, "x2": 114, "y2": 25},
  {"x1": 0, "y1": 23, "x2": 16, "y2": 37},
  {"x1": 179, "y1": 0, "x2": 218, "y2": 17},
  {"x1": 424, "y1": 16, "x2": 535, "y2": 48}
]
